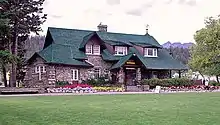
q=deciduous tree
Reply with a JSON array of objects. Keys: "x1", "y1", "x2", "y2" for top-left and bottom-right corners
[{"x1": 189, "y1": 15, "x2": 220, "y2": 82}]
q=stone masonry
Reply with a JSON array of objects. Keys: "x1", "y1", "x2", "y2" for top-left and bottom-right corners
[{"x1": 24, "y1": 55, "x2": 113, "y2": 88}]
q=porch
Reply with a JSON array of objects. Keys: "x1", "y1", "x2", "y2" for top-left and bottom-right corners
[{"x1": 110, "y1": 54, "x2": 186, "y2": 91}]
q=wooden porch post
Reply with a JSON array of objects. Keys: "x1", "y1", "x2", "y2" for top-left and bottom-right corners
[
  {"x1": 178, "y1": 70, "x2": 181, "y2": 78},
  {"x1": 169, "y1": 70, "x2": 172, "y2": 78}
]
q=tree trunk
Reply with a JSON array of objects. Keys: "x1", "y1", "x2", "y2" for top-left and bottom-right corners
[
  {"x1": 10, "y1": 35, "x2": 18, "y2": 87},
  {"x1": 2, "y1": 64, "x2": 7, "y2": 87},
  {"x1": 216, "y1": 75, "x2": 219, "y2": 83}
]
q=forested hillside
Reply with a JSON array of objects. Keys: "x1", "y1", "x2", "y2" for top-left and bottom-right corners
[{"x1": 24, "y1": 36, "x2": 45, "y2": 59}]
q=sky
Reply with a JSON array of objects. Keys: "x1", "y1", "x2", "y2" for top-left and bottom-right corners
[{"x1": 41, "y1": 0, "x2": 220, "y2": 44}]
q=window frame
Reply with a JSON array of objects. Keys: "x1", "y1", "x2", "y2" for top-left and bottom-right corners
[
  {"x1": 144, "y1": 48, "x2": 158, "y2": 57},
  {"x1": 72, "y1": 69, "x2": 79, "y2": 81},
  {"x1": 93, "y1": 68, "x2": 101, "y2": 79},
  {"x1": 93, "y1": 45, "x2": 100, "y2": 55},
  {"x1": 35, "y1": 66, "x2": 46, "y2": 80},
  {"x1": 85, "y1": 44, "x2": 101, "y2": 55},
  {"x1": 114, "y1": 46, "x2": 128, "y2": 56},
  {"x1": 85, "y1": 44, "x2": 93, "y2": 55}
]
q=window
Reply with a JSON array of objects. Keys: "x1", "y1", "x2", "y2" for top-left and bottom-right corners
[
  {"x1": 152, "y1": 71, "x2": 158, "y2": 78},
  {"x1": 104, "y1": 69, "x2": 109, "y2": 79},
  {"x1": 144, "y1": 48, "x2": 157, "y2": 57},
  {"x1": 72, "y1": 69, "x2": 79, "y2": 81},
  {"x1": 35, "y1": 66, "x2": 46, "y2": 73},
  {"x1": 94, "y1": 68, "x2": 100, "y2": 78},
  {"x1": 93, "y1": 45, "x2": 100, "y2": 55},
  {"x1": 86, "y1": 45, "x2": 92, "y2": 54},
  {"x1": 35, "y1": 66, "x2": 46, "y2": 80},
  {"x1": 114, "y1": 46, "x2": 127, "y2": 55},
  {"x1": 85, "y1": 44, "x2": 100, "y2": 55}
]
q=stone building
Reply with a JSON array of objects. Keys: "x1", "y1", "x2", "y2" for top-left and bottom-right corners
[{"x1": 24, "y1": 24, "x2": 187, "y2": 88}]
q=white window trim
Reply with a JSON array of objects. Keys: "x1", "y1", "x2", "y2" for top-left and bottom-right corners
[
  {"x1": 86, "y1": 44, "x2": 101, "y2": 55},
  {"x1": 144, "y1": 48, "x2": 158, "y2": 57},
  {"x1": 94, "y1": 68, "x2": 101, "y2": 78},
  {"x1": 93, "y1": 45, "x2": 101, "y2": 55},
  {"x1": 72, "y1": 69, "x2": 79, "y2": 81},
  {"x1": 35, "y1": 66, "x2": 46, "y2": 80},
  {"x1": 114, "y1": 46, "x2": 128, "y2": 56},
  {"x1": 86, "y1": 45, "x2": 93, "y2": 55},
  {"x1": 42, "y1": 66, "x2": 46, "y2": 73}
]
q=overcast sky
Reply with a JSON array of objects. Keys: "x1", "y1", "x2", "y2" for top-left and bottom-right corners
[{"x1": 41, "y1": 0, "x2": 220, "y2": 44}]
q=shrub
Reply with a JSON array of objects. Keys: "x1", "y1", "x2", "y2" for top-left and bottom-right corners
[
  {"x1": 141, "y1": 78, "x2": 194, "y2": 88},
  {"x1": 209, "y1": 81, "x2": 220, "y2": 86},
  {"x1": 85, "y1": 77, "x2": 115, "y2": 86},
  {"x1": 55, "y1": 81, "x2": 69, "y2": 86}
]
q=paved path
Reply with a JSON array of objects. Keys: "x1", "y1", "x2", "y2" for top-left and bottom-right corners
[{"x1": 0, "y1": 91, "x2": 219, "y2": 97}]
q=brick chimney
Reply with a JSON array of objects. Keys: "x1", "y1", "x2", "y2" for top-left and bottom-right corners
[{"x1": 97, "y1": 22, "x2": 108, "y2": 32}]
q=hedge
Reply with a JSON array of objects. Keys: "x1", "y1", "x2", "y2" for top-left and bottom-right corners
[
  {"x1": 141, "y1": 78, "x2": 194, "y2": 88},
  {"x1": 55, "y1": 81, "x2": 69, "y2": 86},
  {"x1": 84, "y1": 77, "x2": 117, "y2": 87},
  {"x1": 209, "y1": 81, "x2": 220, "y2": 86}
]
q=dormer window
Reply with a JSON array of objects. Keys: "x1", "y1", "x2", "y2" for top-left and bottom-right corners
[
  {"x1": 86, "y1": 44, "x2": 100, "y2": 55},
  {"x1": 93, "y1": 45, "x2": 100, "y2": 55},
  {"x1": 144, "y1": 48, "x2": 157, "y2": 57},
  {"x1": 114, "y1": 46, "x2": 127, "y2": 56},
  {"x1": 86, "y1": 45, "x2": 92, "y2": 54}
]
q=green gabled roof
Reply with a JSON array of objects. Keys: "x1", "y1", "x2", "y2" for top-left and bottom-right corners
[
  {"x1": 110, "y1": 47, "x2": 148, "y2": 70},
  {"x1": 37, "y1": 44, "x2": 91, "y2": 67},
  {"x1": 96, "y1": 31, "x2": 162, "y2": 48},
  {"x1": 48, "y1": 27, "x2": 93, "y2": 46},
  {"x1": 101, "y1": 49, "x2": 121, "y2": 61},
  {"x1": 104, "y1": 40, "x2": 129, "y2": 46},
  {"x1": 47, "y1": 27, "x2": 162, "y2": 48},
  {"x1": 110, "y1": 54, "x2": 133, "y2": 70},
  {"x1": 143, "y1": 49, "x2": 188, "y2": 70},
  {"x1": 130, "y1": 42, "x2": 158, "y2": 47},
  {"x1": 79, "y1": 32, "x2": 96, "y2": 49},
  {"x1": 39, "y1": 27, "x2": 186, "y2": 69},
  {"x1": 109, "y1": 47, "x2": 188, "y2": 70}
]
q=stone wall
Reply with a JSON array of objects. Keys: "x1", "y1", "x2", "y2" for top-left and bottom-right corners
[
  {"x1": 86, "y1": 55, "x2": 112, "y2": 79},
  {"x1": 24, "y1": 54, "x2": 170, "y2": 89},
  {"x1": 24, "y1": 54, "x2": 113, "y2": 88},
  {"x1": 24, "y1": 57, "x2": 49, "y2": 88}
]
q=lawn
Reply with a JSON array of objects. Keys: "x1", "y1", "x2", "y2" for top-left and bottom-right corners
[{"x1": 0, "y1": 93, "x2": 220, "y2": 125}]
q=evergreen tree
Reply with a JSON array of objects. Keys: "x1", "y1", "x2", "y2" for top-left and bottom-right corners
[{"x1": 0, "y1": 0, "x2": 47, "y2": 87}]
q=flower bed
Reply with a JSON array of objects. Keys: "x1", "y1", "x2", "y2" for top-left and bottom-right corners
[
  {"x1": 93, "y1": 87, "x2": 124, "y2": 92},
  {"x1": 160, "y1": 85, "x2": 220, "y2": 92},
  {"x1": 47, "y1": 83, "x2": 124, "y2": 93}
]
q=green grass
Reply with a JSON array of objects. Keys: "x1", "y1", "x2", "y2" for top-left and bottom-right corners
[{"x1": 0, "y1": 93, "x2": 220, "y2": 125}]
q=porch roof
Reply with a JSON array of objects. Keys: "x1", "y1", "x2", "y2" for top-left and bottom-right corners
[
  {"x1": 110, "y1": 47, "x2": 188, "y2": 70},
  {"x1": 110, "y1": 47, "x2": 148, "y2": 70}
]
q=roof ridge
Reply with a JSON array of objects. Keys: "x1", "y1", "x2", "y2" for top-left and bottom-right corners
[
  {"x1": 48, "y1": 27, "x2": 95, "y2": 32},
  {"x1": 48, "y1": 27, "x2": 152, "y2": 37}
]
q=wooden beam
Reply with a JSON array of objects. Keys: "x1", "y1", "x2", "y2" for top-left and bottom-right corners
[
  {"x1": 169, "y1": 70, "x2": 172, "y2": 78},
  {"x1": 178, "y1": 70, "x2": 181, "y2": 78}
]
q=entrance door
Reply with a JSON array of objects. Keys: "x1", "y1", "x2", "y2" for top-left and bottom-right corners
[{"x1": 125, "y1": 68, "x2": 136, "y2": 86}]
